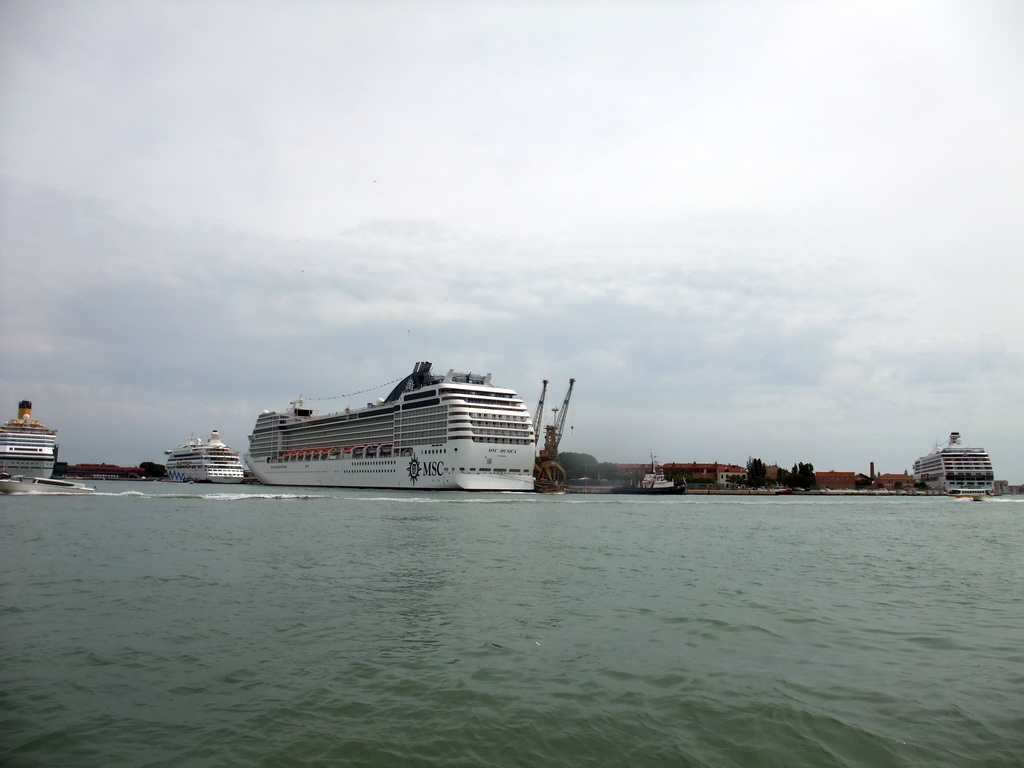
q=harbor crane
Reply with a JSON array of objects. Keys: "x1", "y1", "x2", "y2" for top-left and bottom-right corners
[
  {"x1": 534, "y1": 377, "x2": 575, "y2": 492},
  {"x1": 532, "y1": 380, "x2": 548, "y2": 447}
]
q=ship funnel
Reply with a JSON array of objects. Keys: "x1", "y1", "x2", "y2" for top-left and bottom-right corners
[
  {"x1": 18, "y1": 400, "x2": 32, "y2": 421},
  {"x1": 950, "y1": 432, "x2": 961, "y2": 445}
]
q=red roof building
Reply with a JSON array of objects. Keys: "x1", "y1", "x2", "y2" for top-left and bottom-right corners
[{"x1": 661, "y1": 462, "x2": 748, "y2": 487}]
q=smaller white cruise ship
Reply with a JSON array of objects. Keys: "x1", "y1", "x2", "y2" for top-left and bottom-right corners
[
  {"x1": 912, "y1": 432, "x2": 994, "y2": 497},
  {"x1": 165, "y1": 430, "x2": 246, "y2": 483},
  {"x1": 0, "y1": 400, "x2": 58, "y2": 478}
]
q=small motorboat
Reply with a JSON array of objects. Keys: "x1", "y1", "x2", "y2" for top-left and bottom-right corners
[{"x1": 0, "y1": 473, "x2": 96, "y2": 494}]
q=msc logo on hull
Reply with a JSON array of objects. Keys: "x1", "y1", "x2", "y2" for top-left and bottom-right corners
[{"x1": 407, "y1": 456, "x2": 444, "y2": 484}]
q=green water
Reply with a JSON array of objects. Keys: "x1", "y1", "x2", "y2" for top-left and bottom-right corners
[{"x1": 2, "y1": 486, "x2": 1022, "y2": 767}]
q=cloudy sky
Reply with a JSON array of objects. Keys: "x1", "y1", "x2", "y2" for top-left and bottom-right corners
[{"x1": 2, "y1": 0, "x2": 1022, "y2": 481}]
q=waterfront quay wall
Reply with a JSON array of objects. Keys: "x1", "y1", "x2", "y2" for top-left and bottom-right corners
[{"x1": 568, "y1": 485, "x2": 942, "y2": 496}]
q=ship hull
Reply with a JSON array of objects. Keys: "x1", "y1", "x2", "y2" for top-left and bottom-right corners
[
  {"x1": 609, "y1": 486, "x2": 686, "y2": 495},
  {"x1": 166, "y1": 469, "x2": 245, "y2": 484},
  {"x1": 245, "y1": 450, "x2": 536, "y2": 493},
  {"x1": 0, "y1": 456, "x2": 55, "y2": 479},
  {"x1": 245, "y1": 444, "x2": 536, "y2": 492}
]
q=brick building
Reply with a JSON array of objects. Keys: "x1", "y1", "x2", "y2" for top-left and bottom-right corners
[
  {"x1": 874, "y1": 472, "x2": 914, "y2": 491},
  {"x1": 661, "y1": 462, "x2": 748, "y2": 487},
  {"x1": 815, "y1": 470, "x2": 857, "y2": 490},
  {"x1": 63, "y1": 463, "x2": 145, "y2": 480}
]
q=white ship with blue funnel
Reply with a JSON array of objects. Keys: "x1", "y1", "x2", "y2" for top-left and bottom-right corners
[{"x1": 244, "y1": 362, "x2": 536, "y2": 491}]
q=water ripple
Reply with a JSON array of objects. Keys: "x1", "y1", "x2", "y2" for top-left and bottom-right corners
[{"x1": 2, "y1": 491, "x2": 1023, "y2": 767}]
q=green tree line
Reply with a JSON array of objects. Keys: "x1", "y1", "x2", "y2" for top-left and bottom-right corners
[{"x1": 139, "y1": 461, "x2": 166, "y2": 478}]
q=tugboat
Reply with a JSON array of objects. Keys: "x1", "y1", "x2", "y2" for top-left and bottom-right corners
[{"x1": 611, "y1": 455, "x2": 686, "y2": 495}]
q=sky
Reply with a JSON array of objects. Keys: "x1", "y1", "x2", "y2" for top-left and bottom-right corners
[{"x1": 2, "y1": 0, "x2": 1022, "y2": 481}]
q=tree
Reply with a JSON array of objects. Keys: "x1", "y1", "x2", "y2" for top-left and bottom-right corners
[
  {"x1": 788, "y1": 462, "x2": 815, "y2": 489},
  {"x1": 140, "y1": 461, "x2": 166, "y2": 478},
  {"x1": 746, "y1": 457, "x2": 767, "y2": 487},
  {"x1": 560, "y1": 452, "x2": 628, "y2": 481},
  {"x1": 559, "y1": 452, "x2": 599, "y2": 479}
]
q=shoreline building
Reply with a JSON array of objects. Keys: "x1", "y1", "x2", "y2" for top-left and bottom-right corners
[
  {"x1": 873, "y1": 472, "x2": 914, "y2": 491},
  {"x1": 661, "y1": 462, "x2": 748, "y2": 487},
  {"x1": 60, "y1": 463, "x2": 146, "y2": 480},
  {"x1": 815, "y1": 471, "x2": 858, "y2": 490}
]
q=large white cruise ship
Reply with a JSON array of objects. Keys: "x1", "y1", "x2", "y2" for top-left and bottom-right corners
[
  {"x1": 245, "y1": 362, "x2": 537, "y2": 491},
  {"x1": 912, "y1": 432, "x2": 995, "y2": 497},
  {"x1": 165, "y1": 430, "x2": 246, "y2": 483},
  {"x1": 0, "y1": 401, "x2": 58, "y2": 478}
]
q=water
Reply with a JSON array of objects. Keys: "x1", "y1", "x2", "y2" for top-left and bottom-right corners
[{"x1": 2, "y1": 486, "x2": 1022, "y2": 768}]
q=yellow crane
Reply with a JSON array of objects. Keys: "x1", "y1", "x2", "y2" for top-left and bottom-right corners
[{"x1": 534, "y1": 377, "x2": 575, "y2": 492}]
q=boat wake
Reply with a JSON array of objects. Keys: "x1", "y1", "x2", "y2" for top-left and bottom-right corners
[
  {"x1": 93, "y1": 491, "x2": 333, "y2": 501},
  {"x1": 349, "y1": 494, "x2": 536, "y2": 504}
]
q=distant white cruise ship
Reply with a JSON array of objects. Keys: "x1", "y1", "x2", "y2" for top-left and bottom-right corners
[
  {"x1": 912, "y1": 432, "x2": 994, "y2": 497},
  {"x1": 245, "y1": 362, "x2": 537, "y2": 491},
  {"x1": 165, "y1": 430, "x2": 246, "y2": 483},
  {"x1": 0, "y1": 401, "x2": 57, "y2": 478}
]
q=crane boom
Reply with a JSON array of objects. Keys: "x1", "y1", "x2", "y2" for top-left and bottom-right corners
[
  {"x1": 550, "y1": 378, "x2": 575, "y2": 448},
  {"x1": 532, "y1": 379, "x2": 548, "y2": 446}
]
